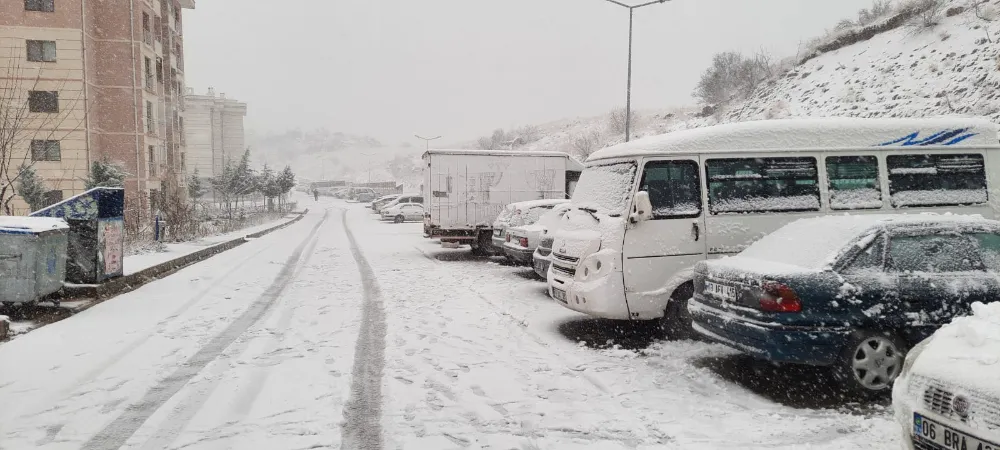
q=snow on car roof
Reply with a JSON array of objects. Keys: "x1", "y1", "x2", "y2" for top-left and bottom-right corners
[
  {"x1": 712, "y1": 213, "x2": 997, "y2": 273},
  {"x1": 591, "y1": 117, "x2": 1000, "y2": 161},
  {"x1": 0, "y1": 216, "x2": 69, "y2": 234}
]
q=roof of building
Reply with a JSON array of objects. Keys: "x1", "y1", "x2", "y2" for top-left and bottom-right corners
[{"x1": 591, "y1": 117, "x2": 1000, "y2": 161}]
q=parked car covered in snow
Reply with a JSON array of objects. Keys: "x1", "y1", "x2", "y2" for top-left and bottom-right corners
[
  {"x1": 381, "y1": 199, "x2": 425, "y2": 223},
  {"x1": 491, "y1": 200, "x2": 568, "y2": 256},
  {"x1": 504, "y1": 202, "x2": 572, "y2": 267},
  {"x1": 892, "y1": 301, "x2": 1000, "y2": 450},
  {"x1": 372, "y1": 194, "x2": 401, "y2": 212},
  {"x1": 352, "y1": 187, "x2": 378, "y2": 203},
  {"x1": 689, "y1": 214, "x2": 1000, "y2": 395}
]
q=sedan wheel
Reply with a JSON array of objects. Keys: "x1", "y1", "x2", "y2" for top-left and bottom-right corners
[
  {"x1": 835, "y1": 331, "x2": 906, "y2": 395},
  {"x1": 394, "y1": 215, "x2": 404, "y2": 224}
]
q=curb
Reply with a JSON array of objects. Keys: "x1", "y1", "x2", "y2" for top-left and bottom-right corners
[{"x1": 59, "y1": 210, "x2": 309, "y2": 303}]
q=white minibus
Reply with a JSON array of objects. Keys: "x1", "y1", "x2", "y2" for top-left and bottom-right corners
[{"x1": 547, "y1": 117, "x2": 1000, "y2": 338}]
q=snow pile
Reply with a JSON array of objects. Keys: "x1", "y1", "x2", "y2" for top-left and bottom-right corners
[
  {"x1": 0, "y1": 216, "x2": 68, "y2": 233},
  {"x1": 910, "y1": 301, "x2": 1000, "y2": 393}
]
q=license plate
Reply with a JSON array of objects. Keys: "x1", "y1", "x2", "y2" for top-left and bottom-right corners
[
  {"x1": 552, "y1": 288, "x2": 567, "y2": 303},
  {"x1": 914, "y1": 413, "x2": 999, "y2": 450},
  {"x1": 535, "y1": 261, "x2": 544, "y2": 272},
  {"x1": 705, "y1": 281, "x2": 737, "y2": 302}
]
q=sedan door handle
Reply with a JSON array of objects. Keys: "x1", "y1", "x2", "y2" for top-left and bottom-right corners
[{"x1": 692, "y1": 222, "x2": 700, "y2": 241}]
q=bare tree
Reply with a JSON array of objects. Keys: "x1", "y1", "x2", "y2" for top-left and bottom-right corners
[
  {"x1": 606, "y1": 108, "x2": 635, "y2": 135},
  {"x1": 904, "y1": 0, "x2": 944, "y2": 27},
  {"x1": 0, "y1": 48, "x2": 86, "y2": 214},
  {"x1": 694, "y1": 50, "x2": 775, "y2": 106},
  {"x1": 572, "y1": 130, "x2": 603, "y2": 160},
  {"x1": 972, "y1": 0, "x2": 996, "y2": 42}
]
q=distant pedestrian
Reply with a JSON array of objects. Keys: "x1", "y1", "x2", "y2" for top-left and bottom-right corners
[{"x1": 313, "y1": 189, "x2": 319, "y2": 201}]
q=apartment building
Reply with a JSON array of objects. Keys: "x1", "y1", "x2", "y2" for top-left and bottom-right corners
[
  {"x1": 0, "y1": 0, "x2": 195, "y2": 217},
  {"x1": 184, "y1": 87, "x2": 246, "y2": 180}
]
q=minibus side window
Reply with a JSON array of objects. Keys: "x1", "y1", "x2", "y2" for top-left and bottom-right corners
[
  {"x1": 886, "y1": 154, "x2": 987, "y2": 208},
  {"x1": 826, "y1": 156, "x2": 883, "y2": 210},
  {"x1": 639, "y1": 160, "x2": 701, "y2": 219},
  {"x1": 706, "y1": 157, "x2": 820, "y2": 214}
]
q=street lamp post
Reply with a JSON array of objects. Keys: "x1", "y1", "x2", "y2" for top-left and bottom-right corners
[
  {"x1": 602, "y1": 0, "x2": 669, "y2": 142},
  {"x1": 415, "y1": 134, "x2": 442, "y2": 151}
]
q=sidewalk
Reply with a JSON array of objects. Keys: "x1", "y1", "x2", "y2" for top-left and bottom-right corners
[{"x1": 124, "y1": 214, "x2": 300, "y2": 275}]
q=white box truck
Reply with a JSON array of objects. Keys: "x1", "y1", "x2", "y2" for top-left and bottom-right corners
[{"x1": 422, "y1": 149, "x2": 583, "y2": 255}]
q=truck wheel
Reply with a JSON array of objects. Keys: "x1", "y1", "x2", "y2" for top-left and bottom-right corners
[
  {"x1": 470, "y1": 231, "x2": 492, "y2": 256},
  {"x1": 394, "y1": 215, "x2": 404, "y2": 224},
  {"x1": 660, "y1": 283, "x2": 695, "y2": 341},
  {"x1": 832, "y1": 330, "x2": 906, "y2": 396}
]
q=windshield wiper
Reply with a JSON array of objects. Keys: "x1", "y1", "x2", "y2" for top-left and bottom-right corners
[{"x1": 578, "y1": 206, "x2": 599, "y2": 222}]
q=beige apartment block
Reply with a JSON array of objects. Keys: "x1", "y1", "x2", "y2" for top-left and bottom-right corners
[
  {"x1": 0, "y1": 0, "x2": 195, "y2": 218},
  {"x1": 184, "y1": 88, "x2": 246, "y2": 180}
]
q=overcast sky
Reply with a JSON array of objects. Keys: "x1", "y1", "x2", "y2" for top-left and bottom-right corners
[{"x1": 184, "y1": 0, "x2": 879, "y2": 145}]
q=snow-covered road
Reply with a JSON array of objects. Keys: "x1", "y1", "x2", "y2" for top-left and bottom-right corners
[{"x1": 0, "y1": 201, "x2": 902, "y2": 449}]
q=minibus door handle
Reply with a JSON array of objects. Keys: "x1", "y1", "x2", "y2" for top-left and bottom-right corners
[{"x1": 691, "y1": 222, "x2": 700, "y2": 241}]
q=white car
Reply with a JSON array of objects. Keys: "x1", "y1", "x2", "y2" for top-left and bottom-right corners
[
  {"x1": 892, "y1": 301, "x2": 1000, "y2": 450},
  {"x1": 491, "y1": 199, "x2": 568, "y2": 254},
  {"x1": 381, "y1": 203, "x2": 424, "y2": 223},
  {"x1": 504, "y1": 202, "x2": 572, "y2": 268}
]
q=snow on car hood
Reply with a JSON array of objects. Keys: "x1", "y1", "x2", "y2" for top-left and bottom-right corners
[
  {"x1": 550, "y1": 208, "x2": 626, "y2": 258},
  {"x1": 910, "y1": 301, "x2": 1000, "y2": 395}
]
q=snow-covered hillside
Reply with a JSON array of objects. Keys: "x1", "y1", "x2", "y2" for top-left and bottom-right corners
[
  {"x1": 726, "y1": 0, "x2": 1000, "y2": 125},
  {"x1": 480, "y1": 0, "x2": 1000, "y2": 160}
]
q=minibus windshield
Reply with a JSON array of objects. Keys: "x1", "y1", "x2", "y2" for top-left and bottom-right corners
[{"x1": 571, "y1": 162, "x2": 637, "y2": 217}]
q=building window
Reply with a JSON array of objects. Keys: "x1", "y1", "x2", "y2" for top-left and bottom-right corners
[
  {"x1": 180, "y1": 152, "x2": 185, "y2": 171},
  {"x1": 25, "y1": 0, "x2": 54, "y2": 12},
  {"x1": 30, "y1": 140, "x2": 61, "y2": 161},
  {"x1": 154, "y1": 16, "x2": 163, "y2": 42},
  {"x1": 43, "y1": 190, "x2": 63, "y2": 207},
  {"x1": 28, "y1": 91, "x2": 59, "y2": 113},
  {"x1": 26, "y1": 40, "x2": 57, "y2": 62},
  {"x1": 146, "y1": 101, "x2": 155, "y2": 134},
  {"x1": 706, "y1": 157, "x2": 820, "y2": 214},
  {"x1": 144, "y1": 57, "x2": 154, "y2": 90},
  {"x1": 156, "y1": 58, "x2": 163, "y2": 84},
  {"x1": 149, "y1": 145, "x2": 156, "y2": 176}
]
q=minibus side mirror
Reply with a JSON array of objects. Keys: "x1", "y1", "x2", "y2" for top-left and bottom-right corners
[{"x1": 630, "y1": 191, "x2": 653, "y2": 224}]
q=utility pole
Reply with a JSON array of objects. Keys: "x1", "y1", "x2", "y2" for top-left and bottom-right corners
[
  {"x1": 415, "y1": 134, "x2": 442, "y2": 151},
  {"x1": 602, "y1": 0, "x2": 670, "y2": 142}
]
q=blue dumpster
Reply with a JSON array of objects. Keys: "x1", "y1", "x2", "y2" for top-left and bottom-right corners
[
  {"x1": 31, "y1": 187, "x2": 125, "y2": 284},
  {"x1": 0, "y1": 217, "x2": 69, "y2": 305}
]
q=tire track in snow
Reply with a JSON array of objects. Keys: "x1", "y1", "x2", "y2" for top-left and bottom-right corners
[
  {"x1": 133, "y1": 219, "x2": 328, "y2": 450},
  {"x1": 80, "y1": 210, "x2": 330, "y2": 450},
  {"x1": 340, "y1": 209, "x2": 387, "y2": 450}
]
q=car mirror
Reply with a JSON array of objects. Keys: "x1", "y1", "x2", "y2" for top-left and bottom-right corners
[{"x1": 630, "y1": 191, "x2": 653, "y2": 224}]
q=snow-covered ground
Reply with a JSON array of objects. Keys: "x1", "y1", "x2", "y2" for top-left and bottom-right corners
[{"x1": 0, "y1": 200, "x2": 900, "y2": 449}]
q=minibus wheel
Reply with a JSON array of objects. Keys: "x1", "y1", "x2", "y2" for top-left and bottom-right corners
[{"x1": 661, "y1": 283, "x2": 695, "y2": 341}]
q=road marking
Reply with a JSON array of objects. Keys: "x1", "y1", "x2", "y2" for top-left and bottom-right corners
[
  {"x1": 81, "y1": 210, "x2": 329, "y2": 450},
  {"x1": 341, "y1": 208, "x2": 387, "y2": 450}
]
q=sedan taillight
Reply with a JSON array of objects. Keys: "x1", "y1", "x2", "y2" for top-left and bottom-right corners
[
  {"x1": 519, "y1": 237, "x2": 529, "y2": 248},
  {"x1": 759, "y1": 282, "x2": 802, "y2": 313}
]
